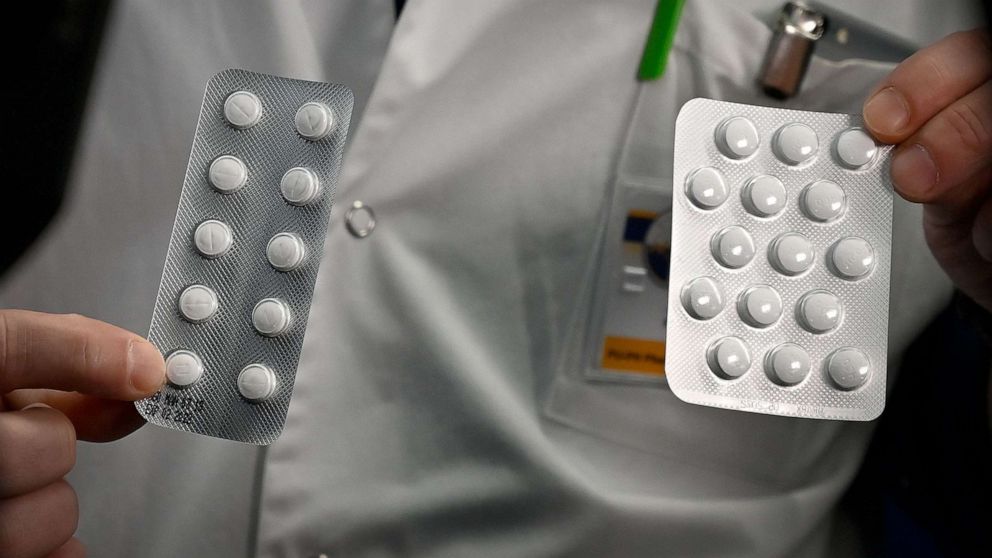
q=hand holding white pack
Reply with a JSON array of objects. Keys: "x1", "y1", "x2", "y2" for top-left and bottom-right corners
[
  {"x1": 665, "y1": 98, "x2": 892, "y2": 421},
  {"x1": 136, "y1": 69, "x2": 354, "y2": 444}
]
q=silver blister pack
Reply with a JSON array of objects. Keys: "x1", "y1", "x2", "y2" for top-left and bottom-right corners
[
  {"x1": 666, "y1": 98, "x2": 893, "y2": 421},
  {"x1": 135, "y1": 69, "x2": 354, "y2": 444}
]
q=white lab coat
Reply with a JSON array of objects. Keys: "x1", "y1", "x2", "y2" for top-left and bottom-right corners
[{"x1": 0, "y1": 0, "x2": 981, "y2": 556}]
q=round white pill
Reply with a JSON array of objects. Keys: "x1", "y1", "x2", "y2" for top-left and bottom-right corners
[
  {"x1": 223, "y1": 91, "x2": 262, "y2": 129},
  {"x1": 165, "y1": 350, "x2": 204, "y2": 387},
  {"x1": 295, "y1": 102, "x2": 335, "y2": 141},
  {"x1": 252, "y1": 298, "x2": 292, "y2": 337},
  {"x1": 741, "y1": 175, "x2": 787, "y2": 217},
  {"x1": 769, "y1": 232, "x2": 815, "y2": 276},
  {"x1": 685, "y1": 167, "x2": 729, "y2": 209},
  {"x1": 765, "y1": 343, "x2": 811, "y2": 386},
  {"x1": 797, "y1": 290, "x2": 843, "y2": 333},
  {"x1": 707, "y1": 336, "x2": 751, "y2": 379},
  {"x1": 715, "y1": 116, "x2": 760, "y2": 159},
  {"x1": 680, "y1": 276, "x2": 725, "y2": 320},
  {"x1": 826, "y1": 348, "x2": 871, "y2": 390},
  {"x1": 773, "y1": 123, "x2": 818, "y2": 165},
  {"x1": 834, "y1": 128, "x2": 878, "y2": 169},
  {"x1": 800, "y1": 180, "x2": 846, "y2": 222},
  {"x1": 266, "y1": 233, "x2": 306, "y2": 272},
  {"x1": 237, "y1": 364, "x2": 277, "y2": 401},
  {"x1": 710, "y1": 226, "x2": 755, "y2": 269},
  {"x1": 737, "y1": 285, "x2": 783, "y2": 328},
  {"x1": 178, "y1": 285, "x2": 218, "y2": 323},
  {"x1": 193, "y1": 219, "x2": 233, "y2": 258},
  {"x1": 280, "y1": 167, "x2": 321, "y2": 206},
  {"x1": 208, "y1": 155, "x2": 248, "y2": 194},
  {"x1": 829, "y1": 237, "x2": 875, "y2": 280}
]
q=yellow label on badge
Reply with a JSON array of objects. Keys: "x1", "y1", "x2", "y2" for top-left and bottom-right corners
[{"x1": 601, "y1": 336, "x2": 666, "y2": 376}]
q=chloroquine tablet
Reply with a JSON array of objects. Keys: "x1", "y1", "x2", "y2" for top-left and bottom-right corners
[
  {"x1": 741, "y1": 175, "x2": 787, "y2": 217},
  {"x1": 680, "y1": 276, "x2": 725, "y2": 320},
  {"x1": 266, "y1": 232, "x2": 306, "y2": 272},
  {"x1": 178, "y1": 284, "x2": 218, "y2": 323},
  {"x1": 223, "y1": 91, "x2": 262, "y2": 129},
  {"x1": 666, "y1": 98, "x2": 893, "y2": 421},
  {"x1": 136, "y1": 69, "x2": 355, "y2": 444},
  {"x1": 252, "y1": 298, "x2": 292, "y2": 337},
  {"x1": 711, "y1": 226, "x2": 755, "y2": 269},
  {"x1": 193, "y1": 219, "x2": 233, "y2": 258},
  {"x1": 773, "y1": 122, "x2": 818, "y2": 165},
  {"x1": 280, "y1": 167, "x2": 321, "y2": 206},
  {"x1": 208, "y1": 155, "x2": 248, "y2": 194},
  {"x1": 165, "y1": 350, "x2": 204, "y2": 387},
  {"x1": 238, "y1": 364, "x2": 277, "y2": 401},
  {"x1": 295, "y1": 101, "x2": 335, "y2": 141},
  {"x1": 707, "y1": 336, "x2": 751, "y2": 379}
]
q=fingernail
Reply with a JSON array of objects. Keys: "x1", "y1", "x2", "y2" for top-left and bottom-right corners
[
  {"x1": 128, "y1": 339, "x2": 166, "y2": 393},
  {"x1": 891, "y1": 144, "x2": 939, "y2": 200},
  {"x1": 23, "y1": 403, "x2": 52, "y2": 410},
  {"x1": 864, "y1": 87, "x2": 910, "y2": 136}
]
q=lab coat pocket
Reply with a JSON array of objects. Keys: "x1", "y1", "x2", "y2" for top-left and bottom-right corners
[{"x1": 543, "y1": 0, "x2": 899, "y2": 489}]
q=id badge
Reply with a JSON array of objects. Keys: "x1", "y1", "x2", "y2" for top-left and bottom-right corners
[{"x1": 583, "y1": 184, "x2": 672, "y2": 383}]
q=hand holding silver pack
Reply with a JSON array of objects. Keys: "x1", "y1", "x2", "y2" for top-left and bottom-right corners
[
  {"x1": 665, "y1": 98, "x2": 893, "y2": 421},
  {"x1": 135, "y1": 69, "x2": 354, "y2": 444}
]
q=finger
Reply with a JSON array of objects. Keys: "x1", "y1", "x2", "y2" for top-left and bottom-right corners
[
  {"x1": 889, "y1": 81, "x2": 992, "y2": 202},
  {"x1": 921, "y1": 168, "x2": 992, "y2": 310},
  {"x1": 46, "y1": 537, "x2": 86, "y2": 558},
  {"x1": 3, "y1": 389, "x2": 146, "y2": 442},
  {"x1": 0, "y1": 480, "x2": 78, "y2": 558},
  {"x1": 0, "y1": 310, "x2": 165, "y2": 399},
  {"x1": 0, "y1": 405, "x2": 76, "y2": 498},
  {"x1": 974, "y1": 195, "x2": 992, "y2": 262},
  {"x1": 863, "y1": 28, "x2": 992, "y2": 143}
]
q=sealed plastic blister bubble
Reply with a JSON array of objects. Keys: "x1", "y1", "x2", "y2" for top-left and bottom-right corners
[
  {"x1": 665, "y1": 98, "x2": 892, "y2": 421},
  {"x1": 135, "y1": 69, "x2": 354, "y2": 444}
]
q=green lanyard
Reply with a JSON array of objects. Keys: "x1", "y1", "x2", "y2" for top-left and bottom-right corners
[{"x1": 637, "y1": 0, "x2": 686, "y2": 81}]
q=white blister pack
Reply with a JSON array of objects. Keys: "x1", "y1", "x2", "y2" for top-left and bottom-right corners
[
  {"x1": 665, "y1": 98, "x2": 893, "y2": 421},
  {"x1": 135, "y1": 69, "x2": 354, "y2": 444}
]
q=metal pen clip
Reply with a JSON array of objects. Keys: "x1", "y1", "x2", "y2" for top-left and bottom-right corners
[{"x1": 759, "y1": 2, "x2": 826, "y2": 99}]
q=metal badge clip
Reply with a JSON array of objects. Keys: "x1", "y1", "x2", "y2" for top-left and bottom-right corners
[{"x1": 759, "y1": 2, "x2": 826, "y2": 99}]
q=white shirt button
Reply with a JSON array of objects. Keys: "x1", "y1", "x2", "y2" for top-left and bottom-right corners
[
  {"x1": 680, "y1": 276, "x2": 725, "y2": 320},
  {"x1": 773, "y1": 123, "x2": 818, "y2": 165}
]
